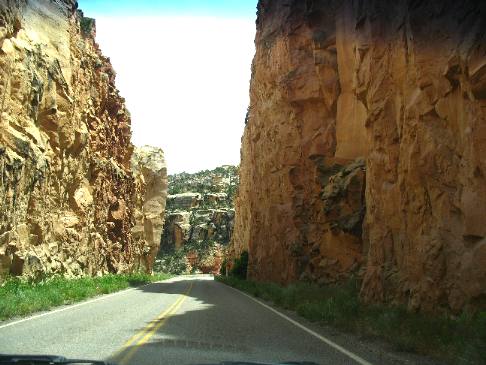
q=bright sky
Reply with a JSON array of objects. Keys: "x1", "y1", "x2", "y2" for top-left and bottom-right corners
[{"x1": 78, "y1": 0, "x2": 257, "y2": 174}]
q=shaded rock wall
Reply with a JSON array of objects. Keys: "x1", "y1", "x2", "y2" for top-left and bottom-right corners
[
  {"x1": 232, "y1": 0, "x2": 486, "y2": 312},
  {"x1": 0, "y1": 1, "x2": 152, "y2": 278}
]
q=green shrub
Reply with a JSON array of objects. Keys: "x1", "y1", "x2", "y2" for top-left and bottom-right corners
[
  {"x1": 230, "y1": 251, "x2": 248, "y2": 279},
  {"x1": 220, "y1": 258, "x2": 228, "y2": 275},
  {"x1": 80, "y1": 17, "x2": 95, "y2": 36},
  {"x1": 154, "y1": 250, "x2": 187, "y2": 275}
]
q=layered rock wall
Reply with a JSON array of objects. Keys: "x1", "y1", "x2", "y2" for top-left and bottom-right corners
[
  {"x1": 158, "y1": 166, "x2": 237, "y2": 274},
  {"x1": 233, "y1": 0, "x2": 486, "y2": 312},
  {"x1": 0, "y1": 1, "x2": 156, "y2": 278},
  {"x1": 162, "y1": 200, "x2": 234, "y2": 252},
  {"x1": 163, "y1": 165, "x2": 238, "y2": 253}
]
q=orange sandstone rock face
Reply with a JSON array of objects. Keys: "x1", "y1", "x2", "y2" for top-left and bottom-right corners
[
  {"x1": 0, "y1": 1, "x2": 155, "y2": 278},
  {"x1": 232, "y1": 0, "x2": 486, "y2": 312},
  {"x1": 232, "y1": 0, "x2": 365, "y2": 286}
]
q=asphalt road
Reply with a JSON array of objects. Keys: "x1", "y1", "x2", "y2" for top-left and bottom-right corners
[{"x1": 0, "y1": 275, "x2": 410, "y2": 365}]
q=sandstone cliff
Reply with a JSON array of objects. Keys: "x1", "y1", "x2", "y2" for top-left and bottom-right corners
[
  {"x1": 0, "y1": 1, "x2": 158, "y2": 278},
  {"x1": 232, "y1": 0, "x2": 486, "y2": 312},
  {"x1": 131, "y1": 146, "x2": 168, "y2": 273}
]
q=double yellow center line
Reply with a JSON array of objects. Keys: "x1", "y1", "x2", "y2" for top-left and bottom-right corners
[{"x1": 114, "y1": 281, "x2": 194, "y2": 365}]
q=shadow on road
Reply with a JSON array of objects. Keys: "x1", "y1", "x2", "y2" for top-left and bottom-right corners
[
  {"x1": 133, "y1": 281, "x2": 189, "y2": 294},
  {"x1": 105, "y1": 276, "x2": 326, "y2": 365}
]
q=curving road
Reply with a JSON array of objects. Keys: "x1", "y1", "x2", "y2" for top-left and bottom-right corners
[{"x1": 0, "y1": 275, "x2": 418, "y2": 365}]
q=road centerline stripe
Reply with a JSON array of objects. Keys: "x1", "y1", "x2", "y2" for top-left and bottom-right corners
[
  {"x1": 116, "y1": 296, "x2": 183, "y2": 351},
  {"x1": 221, "y1": 282, "x2": 374, "y2": 365},
  {"x1": 115, "y1": 281, "x2": 193, "y2": 365}
]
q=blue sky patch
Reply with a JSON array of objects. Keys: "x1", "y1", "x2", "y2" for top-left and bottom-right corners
[{"x1": 78, "y1": 0, "x2": 257, "y2": 18}]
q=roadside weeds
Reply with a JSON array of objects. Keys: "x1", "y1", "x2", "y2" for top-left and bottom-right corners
[
  {"x1": 216, "y1": 276, "x2": 486, "y2": 365},
  {"x1": 0, "y1": 272, "x2": 172, "y2": 321}
]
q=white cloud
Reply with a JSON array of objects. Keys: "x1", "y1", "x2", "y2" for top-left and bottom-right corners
[{"x1": 93, "y1": 16, "x2": 255, "y2": 173}]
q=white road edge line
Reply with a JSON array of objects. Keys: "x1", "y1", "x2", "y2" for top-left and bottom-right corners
[
  {"x1": 0, "y1": 278, "x2": 175, "y2": 330},
  {"x1": 223, "y1": 282, "x2": 374, "y2": 365}
]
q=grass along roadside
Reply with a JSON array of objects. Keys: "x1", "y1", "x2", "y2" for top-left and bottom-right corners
[
  {"x1": 216, "y1": 275, "x2": 486, "y2": 365},
  {"x1": 0, "y1": 272, "x2": 172, "y2": 321}
]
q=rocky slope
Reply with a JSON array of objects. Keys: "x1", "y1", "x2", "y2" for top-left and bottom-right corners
[
  {"x1": 0, "y1": 1, "x2": 164, "y2": 278},
  {"x1": 232, "y1": 0, "x2": 486, "y2": 312},
  {"x1": 157, "y1": 165, "x2": 238, "y2": 274}
]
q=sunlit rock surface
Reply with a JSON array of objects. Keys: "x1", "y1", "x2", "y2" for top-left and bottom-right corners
[
  {"x1": 131, "y1": 146, "x2": 168, "y2": 273},
  {"x1": 231, "y1": 0, "x2": 486, "y2": 312},
  {"x1": 0, "y1": 1, "x2": 157, "y2": 278}
]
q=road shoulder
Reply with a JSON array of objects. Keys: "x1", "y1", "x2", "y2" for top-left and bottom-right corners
[{"x1": 215, "y1": 279, "x2": 443, "y2": 365}]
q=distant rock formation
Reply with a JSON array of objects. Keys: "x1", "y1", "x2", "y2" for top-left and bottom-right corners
[
  {"x1": 158, "y1": 165, "x2": 238, "y2": 274},
  {"x1": 0, "y1": 1, "x2": 165, "y2": 278},
  {"x1": 131, "y1": 146, "x2": 168, "y2": 273},
  {"x1": 231, "y1": 0, "x2": 486, "y2": 313},
  {"x1": 162, "y1": 191, "x2": 235, "y2": 251}
]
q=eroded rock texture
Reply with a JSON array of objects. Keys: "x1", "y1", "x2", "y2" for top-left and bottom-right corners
[
  {"x1": 157, "y1": 166, "x2": 237, "y2": 275},
  {"x1": 162, "y1": 165, "x2": 238, "y2": 253},
  {"x1": 0, "y1": 1, "x2": 151, "y2": 278},
  {"x1": 232, "y1": 0, "x2": 486, "y2": 312},
  {"x1": 131, "y1": 146, "x2": 168, "y2": 273}
]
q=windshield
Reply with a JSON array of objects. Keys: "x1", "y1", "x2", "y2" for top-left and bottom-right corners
[{"x1": 0, "y1": 1, "x2": 484, "y2": 365}]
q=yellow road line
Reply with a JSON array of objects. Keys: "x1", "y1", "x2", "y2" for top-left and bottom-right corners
[
  {"x1": 112, "y1": 297, "x2": 181, "y2": 357},
  {"x1": 115, "y1": 282, "x2": 193, "y2": 365}
]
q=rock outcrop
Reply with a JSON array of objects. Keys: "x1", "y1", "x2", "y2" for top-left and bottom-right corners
[
  {"x1": 157, "y1": 165, "x2": 238, "y2": 274},
  {"x1": 131, "y1": 146, "x2": 168, "y2": 273},
  {"x1": 162, "y1": 190, "x2": 235, "y2": 252},
  {"x1": 0, "y1": 1, "x2": 159, "y2": 278},
  {"x1": 162, "y1": 204, "x2": 234, "y2": 252},
  {"x1": 232, "y1": 0, "x2": 486, "y2": 312}
]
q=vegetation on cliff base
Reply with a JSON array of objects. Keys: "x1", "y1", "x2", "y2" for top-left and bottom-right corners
[
  {"x1": 0, "y1": 273, "x2": 172, "y2": 321},
  {"x1": 217, "y1": 276, "x2": 486, "y2": 365},
  {"x1": 155, "y1": 239, "x2": 220, "y2": 275},
  {"x1": 227, "y1": 250, "x2": 248, "y2": 279}
]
